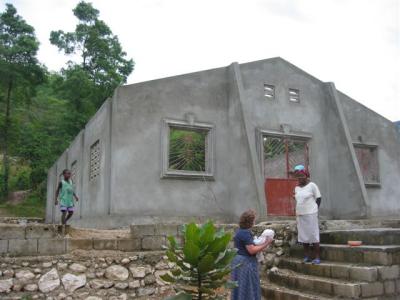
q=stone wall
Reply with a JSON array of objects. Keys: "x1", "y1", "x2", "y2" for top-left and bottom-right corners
[
  {"x1": 0, "y1": 250, "x2": 173, "y2": 299},
  {"x1": 0, "y1": 222, "x2": 298, "y2": 260},
  {"x1": 0, "y1": 222, "x2": 298, "y2": 299}
]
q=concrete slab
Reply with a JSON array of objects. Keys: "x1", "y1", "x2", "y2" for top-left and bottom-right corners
[
  {"x1": 0, "y1": 225, "x2": 26, "y2": 239},
  {"x1": 93, "y1": 239, "x2": 117, "y2": 250},
  {"x1": 37, "y1": 239, "x2": 66, "y2": 255},
  {"x1": 320, "y1": 228, "x2": 400, "y2": 245},
  {"x1": 117, "y1": 239, "x2": 141, "y2": 251},
  {"x1": 0, "y1": 240, "x2": 8, "y2": 254},
  {"x1": 25, "y1": 225, "x2": 57, "y2": 239},
  {"x1": 66, "y1": 239, "x2": 93, "y2": 251},
  {"x1": 8, "y1": 239, "x2": 37, "y2": 255},
  {"x1": 142, "y1": 236, "x2": 166, "y2": 250}
]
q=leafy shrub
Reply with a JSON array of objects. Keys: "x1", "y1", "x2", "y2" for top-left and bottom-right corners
[{"x1": 162, "y1": 221, "x2": 238, "y2": 300}]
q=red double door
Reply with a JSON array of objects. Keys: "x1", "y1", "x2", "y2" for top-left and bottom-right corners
[{"x1": 263, "y1": 136, "x2": 309, "y2": 216}]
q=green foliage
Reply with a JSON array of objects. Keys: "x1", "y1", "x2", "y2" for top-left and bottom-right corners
[
  {"x1": 0, "y1": 3, "x2": 44, "y2": 198},
  {"x1": 0, "y1": 2, "x2": 134, "y2": 206},
  {"x1": 161, "y1": 221, "x2": 237, "y2": 300},
  {"x1": 0, "y1": 188, "x2": 45, "y2": 218},
  {"x1": 50, "y1": 1, "x2": 134, "y2": 106},
  {"x1": 169, "y1": 129, "x2": 207, "y2": 172}
]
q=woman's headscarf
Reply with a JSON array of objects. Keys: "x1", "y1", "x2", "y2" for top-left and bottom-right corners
[{"x1": 294, "y1": 164, "x2": 310, "y2": 177}]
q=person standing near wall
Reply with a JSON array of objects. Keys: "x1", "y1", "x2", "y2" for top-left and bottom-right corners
[
  {"x1": 230, "y1": 209, "x2": 273, "y2": 300},
  {"x1": 55, "y1": 169, "x2": 79, "y2": 226},
  {"x1": 293, "y1": 165, "x2": 322, "y2": 264}
]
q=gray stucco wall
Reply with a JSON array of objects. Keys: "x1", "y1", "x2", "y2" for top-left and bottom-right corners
[
  {"x1": 66, "y1": 130, "x2": 84, "y2": 219},
  {"x1": 80, "y1": 99, "x2": 112, "y2": 218},
  {"x1": 46, "y1": 57, "x2": 400, "y2": 227},
  {"x1": 54, "y1": 151, "x2": 68, "y2": 223},
  {"x1": 45, "y1": 163, "x2": 57, "y2": 223},
  {"x1": 340, "y1": 92, "x2": 400, "y2": 217},
  {"x1": 109, "y1": 67, "x2": 259, "y2": 222},
  {"x1": 238, "y1": 58, "x2": 333, "y2": 217},
  {"x1": 323, "y1": 84, "x2": 367, "y2": 219}
]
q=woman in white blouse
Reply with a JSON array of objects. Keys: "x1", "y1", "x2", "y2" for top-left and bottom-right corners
[{"x1": 293, "y1": 165, "x2": 322, "y2": 264}]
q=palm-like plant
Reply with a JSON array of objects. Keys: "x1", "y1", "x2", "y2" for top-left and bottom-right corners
[{"x1": 162, "y1": 221, "x2": 238, "y2": 300}]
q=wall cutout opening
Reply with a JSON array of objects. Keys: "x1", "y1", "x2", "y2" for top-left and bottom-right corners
[
  {"x1": 264, "y1": 84, "x2": 275, "y2": 99},
  {"x1": 168, "y1": 128, "x2": 207, "y2": 172},
  {"x1": 89, "y1": 140, "x2": 101, "y2": 181},
  {"x1": 354, "y1": 144, "x2": 380, "y2": 186},
  {"x1": 162, "y1": 119, "x2": 215, "y2": 180},
  {"x1": 71, "y1": 160, "x2": 77, "y2": 183},
  {"x1": 289, "y1": 88, "x2": 300, "y2": 103}
]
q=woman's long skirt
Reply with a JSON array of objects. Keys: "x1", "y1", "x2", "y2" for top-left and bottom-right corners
[
  {"x1": 297, "y1": 212, "x2": 320, "y2": 243},
  {"x1": 230, "y1": 255, "x2": 260, "y2": 300}
]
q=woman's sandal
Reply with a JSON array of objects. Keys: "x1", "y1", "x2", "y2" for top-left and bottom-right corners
[{"x1": 312, "y1": 258, "x2": 321, "y2": 265}]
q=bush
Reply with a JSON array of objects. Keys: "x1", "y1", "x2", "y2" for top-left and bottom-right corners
[{"x1": 162, "y1": 221, "x2": 238, "y2": 300}]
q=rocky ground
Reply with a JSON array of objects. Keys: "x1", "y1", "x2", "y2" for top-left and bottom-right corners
[{"x1": 0, "y1": 250, "x2": 175, "y2": 300}]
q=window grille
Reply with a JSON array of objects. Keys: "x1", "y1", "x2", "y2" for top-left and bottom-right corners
[
  {"x1": 89, "y1": 140, "x2": 101, "y2": 181},
  {"x1": 354, "y1": 144, "x2": 380, "y2": 185},
  {"x1": 161, "y1": 119, "x2": 215, "y2": 180},
  {"x1": 71, "y1": 160, "x2": 77, "y2": 183},
  {"x1": 168, "y1": 128, "x2": 207, "y2": 172}
]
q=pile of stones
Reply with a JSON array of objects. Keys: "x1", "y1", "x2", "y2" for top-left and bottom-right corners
[{"x1": 0, "y1": 251, "x2": 173, "y2": 299}]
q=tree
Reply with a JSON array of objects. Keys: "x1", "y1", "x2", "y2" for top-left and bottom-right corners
[
  {"x1": 50, "y1": 1, "x2": 134, "y2": 108},
  {"x1": 161, "y1": 221, "x2": 238, "y2": 300},
  {"x1": 0, "y1": 4, "x2": 44, "y2": 199}
]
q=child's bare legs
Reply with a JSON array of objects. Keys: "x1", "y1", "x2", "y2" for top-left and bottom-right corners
[
  {"x1": 61, "y1": 211, "x2": 67, "y2": 225},
  {"x1": 61, "y1": 211, "x2": 73, "y2": 225}
]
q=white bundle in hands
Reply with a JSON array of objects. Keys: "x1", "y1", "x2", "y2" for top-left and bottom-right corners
[{"x1": 254, "y1": 229, "x2": 275, "y2": 245}]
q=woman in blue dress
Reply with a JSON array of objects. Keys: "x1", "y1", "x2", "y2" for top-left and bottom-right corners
[{"x1": 231, "y1": 210, "x2": 273, "y2": 300}]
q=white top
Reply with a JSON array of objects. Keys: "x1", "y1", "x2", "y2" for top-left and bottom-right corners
[{"x1": 294, "y1": 182, "x2": 321, "y2": 215}]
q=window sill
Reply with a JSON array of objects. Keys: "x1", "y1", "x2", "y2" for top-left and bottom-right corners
[
  {"x1": 161, "y1": 170, "x2": 214, "y2": 181},
  {"x1": 365, "y1": 182, "x2": 381, "y2": 188}
]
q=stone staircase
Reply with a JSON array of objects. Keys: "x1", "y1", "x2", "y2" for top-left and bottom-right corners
[{"x1": 262, "y1": 228, "x2": 400, "y2": 299}]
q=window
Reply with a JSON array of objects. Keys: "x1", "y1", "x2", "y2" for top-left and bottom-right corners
[
  {"x1": 89, "y1": 140, "x2": 101, "y2": 181},
  {"x1": 263, "y1": 135, "x2": 309, "y2": 179},
  {"x1": 264, "y1": 84, "x2": 275, "y2": 99},
  {"x1": 354, "y1": 144, "x2": 379, "y2": 186},
  {"x1": 71, "y1": 160, "x2": 77, "y2": 183},
  {"x1": 161, "y1": 119, "x2": 215, "y2": 179},
  {"x1": 289, "y1": 88, "x2": 300, "y2": 103},
  {"x1": 169, "y1": 128, "x2": 207, "y2": 172}
]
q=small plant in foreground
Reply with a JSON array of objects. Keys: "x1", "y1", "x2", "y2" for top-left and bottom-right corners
[{"x1": 162, "y1": 221, "x2": 238, "y2": 300}]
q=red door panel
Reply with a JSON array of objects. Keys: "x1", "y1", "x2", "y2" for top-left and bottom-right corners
[{"x1": 265, "y1": 178, "x2": 297, "y2": 216}]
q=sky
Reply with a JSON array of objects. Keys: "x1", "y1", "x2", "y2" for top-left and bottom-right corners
[{"x1": 1, "y1": 0, "x2": 399, "y2": 121}]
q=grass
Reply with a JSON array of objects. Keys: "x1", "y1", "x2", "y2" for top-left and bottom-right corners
[{"x1": 0, "y1": 192, "x2": 45, "y2": 218}]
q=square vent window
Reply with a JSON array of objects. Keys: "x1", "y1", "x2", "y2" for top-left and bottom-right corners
[
  {"x1": 289, "y1": 88, "x2": 300, "y2": 103},
  {"x1": 264, "y1": 84, "x2": 275, "y2": 99}
]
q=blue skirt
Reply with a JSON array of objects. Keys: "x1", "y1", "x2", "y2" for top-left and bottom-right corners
[{"x1": 230, "y1": 255, "x2": 261, "y2": 300}]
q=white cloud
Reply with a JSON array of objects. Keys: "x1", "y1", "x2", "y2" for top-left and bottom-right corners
[{"x1": 1, "y1": 0, "x2": 399, "y2": 120}]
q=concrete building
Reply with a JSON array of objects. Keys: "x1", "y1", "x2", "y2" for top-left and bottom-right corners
[{"x1": 46, "y1": 57, "x2": 400, "y2": 228}]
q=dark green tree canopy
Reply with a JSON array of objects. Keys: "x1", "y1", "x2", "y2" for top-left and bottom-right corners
[
  {"x1": 0, "y1": 3, "x2": 43, "y2": 85},
  {"x1": 0, "y1": 3, "x2": 44, "y2": 199},
  {"x1": 50, "y1": 1, "x2": 134, "y2": 90}
]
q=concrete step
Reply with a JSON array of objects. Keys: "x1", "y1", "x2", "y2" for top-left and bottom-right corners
[
  {"x1": 320, "y1": 228, "x2": 400, "y2": 245},
  {"x1": 320, "y1": 219, "x2": 400, "y2": 230},
  {"x1": 268, "y1": 268, "x2": 388, "y2": 299},
  {"x1": 278, "y1": 257, "x2": 400, "y2": 282},
  {"x1": 261, "y1": 281, "x2": 337, "y2": 300},
  {"x1": 290, "y1": 244, "x2": 400, "y2": 265}
]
